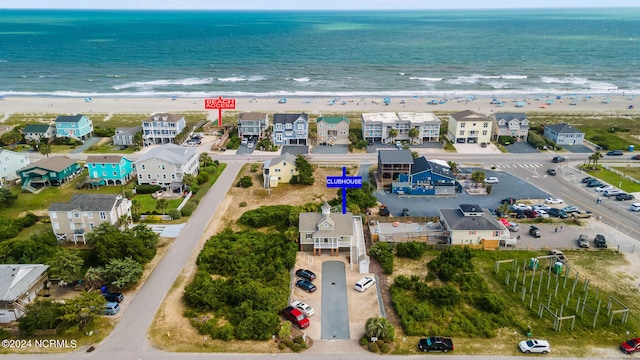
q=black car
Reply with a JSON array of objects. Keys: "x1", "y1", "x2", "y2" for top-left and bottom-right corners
[
  {"x1": 501, "y1": 197, "x2": 518, "y2": 205},
  {"x1": 594, "y1": 234, "x2": 608, "y2": 248},
  {"x1": 586, "y1": 180, "x2": 604, "y2": 188},
  {"x1": 295, "y1": 269, "x2": 316, "y2": 281},
  {"x1": 552, "y1": 156, "x2": 566, "y2": 163},
  {"x1": 102, "y1": 292, "x2": 124, "y2": 303},
  {"x1": 546, "y1": 208, "x2": 569, "y2": 219},
  {"x1": 616, "y1": 193, "x2": 635, "y2": 201},
  {"x1": 295, "y1": 279, "x2": 317, "y2": 292},
  {"x1": 547, "y1": 169, "x2": 556, "y2": 176},
  {"x1": 581, "y1": 176, "x2": 594, "y2": 183},
  {"x1": 607, "y1": 150, "x2": 624, "y2": 156}
]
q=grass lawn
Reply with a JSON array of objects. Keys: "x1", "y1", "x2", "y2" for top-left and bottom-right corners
[{"x1": 583, "y1": 167, "x2": 640, "y2": 193}]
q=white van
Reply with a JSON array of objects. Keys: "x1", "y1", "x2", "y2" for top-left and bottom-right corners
[
  {"x1": 354, "y1": 276, "x2": 376, "y2": 292},
  {"x1": 631, "y1": 203, "x2": 640, "y2": 212}
]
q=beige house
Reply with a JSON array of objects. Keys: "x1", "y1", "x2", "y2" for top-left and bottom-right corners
[
  {"x1": 492, "y1": 112, "x2": 530, "y2": 142},
  {"x1": 438, "y1": 204, "x2": 507, "y2": 250},
  {"x1": 142, "y1": 113, "x2": 186, "y2": 146},
  {"x1": 48, "y1": 194, "x2": 132, "y2": 244},
  {"x1": 0, "y1": 264, "x2": 49, "y2": 323},
  {"x1": 262, "y1": 152, "x2": 298, "y2": 188},
  {"x1": 316, "y1": 116, "x2": 350, "y2": 145},
  {"x1": 134, "y1": 143, "x2": 198, "y2": 189},
  {"x1": 447, "y1": 110, "x2": 492, "y2": 144}
]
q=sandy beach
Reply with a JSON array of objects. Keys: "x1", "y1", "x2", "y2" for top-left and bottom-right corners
[{"x1": 0, "y1": 94, "x2": 638, "y2": 119}]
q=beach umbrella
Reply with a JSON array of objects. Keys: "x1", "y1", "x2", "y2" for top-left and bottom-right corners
[
  {"x1": 516, "y1": 101, "x2": 526, "y2": 107},
  {"x1": 383, "y1": 97, "x2": 391, "y2": 105},
  {"x1": 602, "y1": 98, "x2": 612, "y2": 104},
  {"x1": 278, "y1": 98, "x2": 287, "y2": 103},
  {"x1": 540, "y1": 105, "x2": 547, "y2": 109},
  {"x1": 546, "y1": 99, "x2": 554, "y2": 105}
]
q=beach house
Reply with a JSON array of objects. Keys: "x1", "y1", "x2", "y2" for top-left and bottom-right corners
[
  {"x1": 85, "y1": 155, "x2": 135, "y2": 186},
  {"x1": 361, "y1": 112, "x2": 400, "y2": 144},
  {"x1": 0, "y1": 149, "x2": 30, "y2": 186},
  {"x1": 492, "y1": 112, "x2": 530, "y2": 142},
  {"x1": 543, "y1": 123, "x2": 585, "y2": 145},
  {"x1": 0, "y1": 264, "x2": 50, "y2": 323},
  {"x1": 447, "y1": 110, "x2": 492, "y2": 144},
  {"x1": 48, "y1": 194, "x2": 132, "y2": 244},
  {"x1": 112, "y1": 126, "x2": 142, "y2": 147},
  {"x1": 377, "y1": 149, "x2": 413, "y2": 188},
  {"x1": 141, "y1": 113, "x2": 186, "y2": 146},
  {"x1": 397, "y1": 112, "x2": 442, "y2": 143},
  {"x1": 54, "y1": 114, "x2": 94, "y2": 141},
  {"x1": 17, "y1": 156, "x2": 81, "y2": 191},
  {"x1": 272, "y1": 113, "x2": 309, "y2": 146},
  {"x1": 316, "y1": 116, "x2": 350, "y2": 145},
  {"x1": 392, "y1": 156, "x2": 457, "y2": 195},
  {"x1": 134, "y1": 143, "x2": 198, "y2": 189},
  {"x1": 262, "y1": 152, "x2": 298, "y2": 188},
  {"x1": 238, "y1": 112, "x2": 269, "y2": 141},
  {"x1": 438, "y1": 204, "x2": 506, "y2": 250},
  {"x1": 22, "y1": 124, "x2": 55, "y2": 143}
]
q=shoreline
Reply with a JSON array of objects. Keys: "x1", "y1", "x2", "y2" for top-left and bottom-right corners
[{"x1": 0, "y1": 94, "x2": 638, "y2": 118}]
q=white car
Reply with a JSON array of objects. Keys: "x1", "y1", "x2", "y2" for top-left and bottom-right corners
[
  {"x1": 631, "y1": 203, "x2": 640, "y2": 212},
  {"x1": 291, "y1": 300, "x2": 315, "y2": 317},
  {"x1": 594, "y1": 184, "x2": 613, "y2": 193},
  {"x1": 519, "y1": 339, "x2": 550, "y2": 354},
  {"x1": 532, "y1": 204, "x2": 551, "y2": 211},
  {"x1": 484, "y1": 177, "x2": 499, "y2": 184},
  {"x1": 603, "y1": 188, "x2": 622, "y2": 197},
  {"x1": 534, "y1": 210, "x2": 549, "y2": 218},
  {"x1": 545, "y1": 197, "x2": 563, "y2": 204},
  {"x1": 355, "y1": 276, "x2": 376, "y2": 292},
  {"x1": 511, "y1": 203, "x2": 532, "y2": 211},
  {"x1": 240, "y1": 138, "x2": 248, "y2": 146}
]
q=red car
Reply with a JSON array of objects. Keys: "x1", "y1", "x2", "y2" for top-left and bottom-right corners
[
  {"x1": 632, "y1": 155, "x2": 640, "y2": 160},
  {"x1": 620, "y1": 338, "x2": 640, "y2": 354},
  {"x1": 281, "y1": 306, "x2": 310, "y2": 329}
]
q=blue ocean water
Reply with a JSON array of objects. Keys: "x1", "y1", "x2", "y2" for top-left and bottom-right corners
[{"x1": 0, "y1": 8, "x2": 639, "y2": 98}]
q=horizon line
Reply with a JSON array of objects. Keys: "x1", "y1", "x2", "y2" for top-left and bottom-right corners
[{"x1": 2, "y1": 6, "x2": 640, "y2": 11}]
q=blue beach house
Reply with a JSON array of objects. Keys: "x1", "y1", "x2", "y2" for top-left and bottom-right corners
[
  {"x1": 392, "y1": 156, "x2": 457, "y2": 195},
  {"x1": 18, "y1": 156, "x2": 81, "y2": 192},
  {"x1": 54, "y1": 114, "x2": 94, "y2": 141},
  {"x1": 85, "y1": 155, "x2": 135, "y2": 186},
  {"x1": 272, "y1": 113, "x2": 309, "y2": 146}
]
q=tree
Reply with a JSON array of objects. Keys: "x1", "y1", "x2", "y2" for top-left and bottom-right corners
[
  {"x1": 38, "y1": 142, "x2": 52, "y2": 158},
  {"x1": 471, "y1": 170, "x2": 486, "y2": 187},
  {"x1": 133, "y1": 132, "x2": 143, "y2": 148},
  {"x1": 294, "y1": 155, "x2": 314, "y2": 185},
  {"x1": 87, "y1": 223, "x2": 158, "y2": 265},
  {"x1": 199, "y1": 152, "x2": 213, "y2": 167},
  {"x1": 58, "y1": 291, "x2": 106, "y2": 332},
  {"x1": 103, "y1": 257, "x2": 144, "y2": 290},
  {"x1": 408, "y1": 127, "x2": 420, "y2": 144},
  {"x1": 117, "y1": 214, "x2": 132, "y2": 228},
  {"x1": 156, "y1": 198, "x2": 168, "y2": 215},
  {"x1": 0, "y1": 131, "x2": 22, "y2": 146},
  {"x1": 447, "y1": 161, "x2": 459, "y2": 177},
  {"x1": 387, "y1": 128, "x2": 398, "y2": 144},
  {"x1": 182, "y1": 173, "x2": 197, "y2": 187},
  {"x1": 18, "y1": 299, "x2": 64, "y2": 336},
  {"x1": 131, "y1": 199, "x2": 142, "y2": 215},
  {"x1": 589, "y1": 152, "x2": 602, "y2": 170},
  {"x1": 49, "y1": 248, "x2": 84, "y2": 283},
  {"x1": 365, "y1": 317, "x2": 395, "y2": 341},
  {"x1": 83, "y1": 266, "x2": 105, "y2": 290},
  {"x1": 0, "y1": 188, "x2": 18, "y2": 209}
]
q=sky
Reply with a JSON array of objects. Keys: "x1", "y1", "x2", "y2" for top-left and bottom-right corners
[{"x1": 2, "y1": 0, "x2": 639, "y2": 10}]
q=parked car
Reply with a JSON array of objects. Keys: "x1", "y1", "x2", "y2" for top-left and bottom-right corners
[
  {"x1": 581, "y1": 176, "x2": 594, "y2": 183},
  {"x1": 295, "y1": 269, "x2": 316, "y2": 281},
  {"x1": 418, "y1": 336, "x2": 454, "y2": 352},
  {"x1": 552, "y1": 156, "x2": 566, "y2": 163},
  {"x1": 511, "y1": 203, "x2": 532, "y2": 211},
  {"x1": 616, "y1": 193, "x2": 635, "y2": 201},
  {"x1": 546, "y1": 168, "x2": 556, "y2": 176},
  {"x1": 484, "y1": 177, "x2": 499, "y2": 184},
  {"x1": 501, "y1": 197, "x2": 518, "y2": 205},
  {"x1": 102, "y1": 302, "x2": 120, "y2": 315},
  {"x1": 296, "y1": 279, "x2": 317, "y2": 292},
  {"x1": 401, "y1": 208, "x2": 410, "y2": 217},
  {"x1": 281, "y1": 306, "x2": 310, "y2": 329},
  {"x1": 578, "y1": 234, "x2": 590, "y2": 248},
  {"x1": 571, "y1": 210, "x2": 592, "y2": 219},
  {"x1": 519, "y1": 339, "x2": 550, "y2": 354},
  {"x1": 241, "y1": 138, "x2": 248, "y2": 145},
  {"x1": 534, "y1": 210, "x2": 549, "y2": 218},
  {"x1": 499, "y1": 218, "x2": 519, "y2": 232},
  {"x1": 102, "y1": 292, "x2": 124, "y2": 303},
  {"x1": 586, "y1": 180, "x2": 604, "y2": 188},
  {"x1": 594, "y1": 184, "x2": 613, "y2": 193},
  {"x1": 354, "y1": 276, "x2": 376, "y2": 292},
  {"x1": 631, "y1": 203, "x2": 640, "y2": 212},
  {"x1": 549, "y1": 249, "x2": 567, "y2": 263},
  {"x1": 594, "y1": 234, "x2": 608, "y2": 248},
  {"x1": 561, "y1": 205, "x2": 579, "y2": 214},
  {"x1": 546, "y1": 208, "x2": 569, "y2": 219},
  {"x1": 529, "y1": 225, "x2": 541, "y2": 238},
  {"x1": 532, "y1": 204, "x2": 551, "y2": 211},
  {"x1": 545, "y1": 197, "x2": 563, "y2": 204},
  {"x1": 603, "y1": 188, "x2": 622, "y2": 197},
  {"x1": 620, "y1": 338, "x2": 640, "y2": 354},
  {"x1": 291, "y1": 300, "x2": 315, "y2": 317},
  {"x1": 523, "y1": 209, "x2": 540, "y2": 218},
  {"x1": 606, "y1": 150, "x2": 624, "y2": 156},
  {"x1": 632, "y1": 155, "x2": 640, "y2": 160}
]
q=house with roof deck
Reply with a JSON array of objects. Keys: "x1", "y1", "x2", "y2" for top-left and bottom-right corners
[
  {"x1": 447, "y1": 110, "x2": 492, "y2": 144},
  {"x1": 298, "y1": 202, "x2": 367, "y2": 271},
  {"x1": 48, "y1": 194, "x2": 132, "y2": 244},
  {"x1": 134, "y1": 143, "x2": 198, "y2": 190},
  {"x1": 142, "y1": 113, "x2": 186, "y2": 146},
  {"x1": 377, "y1": 149, "x2": 413, "y2": 188},
  {"x1": 492, "y1": 112, "x2": 530, "y2": 142},
  {"x1": 272, "y1": 113, "x2": 309, "y2": 146},
  {"x1": 361, "y1": 112, "x2": 400, "y2": 144},
  {"x1": 0, "y1": 264, "x2": 50, "y2": 323},
  {"x1": 22, "y1": 124, "x2": 55, "y2": 143},
  {"x1": 0, "y1": 149, "x2": 30, "y2": 186},
  {"x1": 392, "y1": 156, "x2": 457, "y2": 195},
  {"x1": 86, "y1": 155, "x2": 135, "y2": 186},
  {"x1": 54, "y1": 114, "x2": 94, "y2": 141},
  {"x1": 543, "y1": 123, "x2": 585, "y2": 145},
  {"x1": 438, "y1": 204, "x2": 507, "y2": 249},
  {"x1": 112, "y1": 126, "x2": 142, "y2": 147},
  {"x1": 262, "y1": 152, "x2": 298, "y2": 188},
  {"x1": 316, "y1": 116, "x2": 350, "y2": 145},
  {"x1": 17, "y1": 156, "x2": 81, "y2": 192},
  {"x1": 396, "y1": 112, "x2": 442, "y2": 143},
  {"x1": 238, "y1": 112, "x2": 269, "y2": 141}
]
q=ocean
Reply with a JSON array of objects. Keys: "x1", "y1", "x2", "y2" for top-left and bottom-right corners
[{"x1": 0, "y1": 8, "x2": 639, "y2": 98}]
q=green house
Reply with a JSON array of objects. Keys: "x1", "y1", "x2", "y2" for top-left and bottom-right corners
[{"x1": 18, "y1": 156, "x2": 81, "y2": 192}]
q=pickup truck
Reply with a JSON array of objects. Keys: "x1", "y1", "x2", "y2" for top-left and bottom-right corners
[
  {"x1": 418, "y1": 336, "x2": 454, "y2": 352},
  {"x1": 571, "y1": 210, "x2": 592, "y2": 219}
]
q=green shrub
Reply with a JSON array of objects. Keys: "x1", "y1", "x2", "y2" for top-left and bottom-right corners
[
  {"x1": 370, "y1": 242, "x2": 394, "y2": 274},
  {"x1": 380, "y1": 343, "x2": 391, "y2": 353},
  {"x1": 136, "y1": 185, "x2": 162, "y2": 194},
  {"x1": 396, "y1": 241, "x2": 427, "y2": 259},
  {"x1": 278, "y1": 342, "x2": 286, "y2": 350},
  {"x1": 359, "y1": 336, "x2": 369, "y2": 346},
  {"x1": 291, "y1": 343, "x2": 302, "y2": 352},
  {"x1": 239, "y1": 201, "x2": 247, "y2": 207},
  {"x1": 393, "y1": 275, "x2": 414, "y2": 290},
  {"x1": 169, "y1": 209, "x2": 181, "y2": 220},
  {"x1": 283, "y1": 339, "x2": 293, "y2": 348},
  {"x1": 237, "y1": 175, "x2": 253, "y2": 188},
  {"x1": 278, "y1": 321, "x2": 291, "y2": 340},
  {"x1": 180, "y1": 201, "x2": 197, "y2": 216},
  {"x1": 19, "y1": 212, "x2": 39, "y2": 227},
  {"x1": 183, "y1": 309, "x2": 198, "y2": 318},
  {"x1": 215, "y1": 323, "x2": 235, "y2": 341},
  {"x1": 196, "y1": 173, "x2": 209, "y2": 185},
  {"x1": 124, "y1": 190, "x2": 134, "y2": 198},
  {"x1": 293, "y1": 335, "x2": 305, "y2": 344},
  {"x1": 368, "y1": 342, "x2": 379, "y2": 353}
]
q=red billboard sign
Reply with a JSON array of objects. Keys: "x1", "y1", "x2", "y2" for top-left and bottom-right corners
[{"x1": 204, "y1": 96, "x2": 236, "y2": 126}]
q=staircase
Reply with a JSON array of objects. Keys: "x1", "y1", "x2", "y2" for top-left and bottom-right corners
[{"x1": 21, "y1": 179, "x2": 38, "y2": 193}]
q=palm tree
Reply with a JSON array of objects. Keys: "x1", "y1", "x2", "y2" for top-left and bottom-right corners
[
  {"x1": 471, "y1": 170, "x2": 486, "y2": 188},
  {"x1": 83, "y1": 267, "x2": 105, "y2": 290},
  {"x1": 590, "y1": 151, "x2": 602, "y2": 170},
  {"x1": 131, "y1": 199, "x2": 142, "y2": 216},
  {"x1": 156, "y1": 198, "x2": 168, "y2": 216},
  {"x1": 38, "y1": 142, "x2": 51, "y2": 158},
  {"x1": 408, "y1": 127, "x2": 420, "y2": 144},
  {"x1": 387, "y1": 128, "x2": 398, "y2": 144},
  {"x1": 199, "y1": 152, "x2": 213, "y2": 167},
  {"x1": 447, "y1": 161, "x2": 459, "y2": 178},
  {"x1": 365, "y1": 317, "x2": 395, "y2": 341}
]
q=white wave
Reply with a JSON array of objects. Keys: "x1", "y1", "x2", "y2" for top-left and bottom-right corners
[
  {"x1": 112, "y1": 77, "x2": 214, "y2": 90},
  {"x1": 540, "y1": 76, "x2": 589, "y2": 85},
  {"x1": 38, "y1": 74, "x2": 60, "y2": 79},
  {"x1": 293, "y1": 77, "x2": 310, "y2": 82},
  {"x1": 409, "y1": 77, "x2": 443, "y2": 82},
  {"x1": 398, "y1": 72, "x2": 405, "y2": 76},
  {"x1": 106, "y1": 74, "x2": 122, "y2": 78},
  {"x1": 217, "y1": 75, "x2": 267, "y2": 82},
  {"x1": 0, "y1": 59, "x2": 7, "y2": 63},
  {"x1": 501, "y1": 75, "x2": 527, "y2": 79}
]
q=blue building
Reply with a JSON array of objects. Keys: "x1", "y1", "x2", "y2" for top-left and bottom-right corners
[
  {"x1": 54, "y1": 114, "x2": 94, "y2": 141},
  {"x1": 272, "y1": 113, "x2": 308, "y2": 146},
  {"x1": 85, "y1": 155, "x2": 135, "y2": 186},
  {"x1": 392, "y1": 156, "x2": 457, "y2": 195}
]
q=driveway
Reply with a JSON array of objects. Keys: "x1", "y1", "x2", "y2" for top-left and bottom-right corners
[{"x1": 320, "y1": 261, "x2": 350, "y2": 339}]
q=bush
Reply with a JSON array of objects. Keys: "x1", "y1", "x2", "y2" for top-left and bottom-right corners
[
  {"x1": 239, "y1": 201, "x2": 247, "y2": 207},
  {"x1": 136, "y1": 185, "x2": 162, "y2": 194},
  {"x1": 291, "y1": 343, "x2": 302, "y2": 352},
  {"x1": 215, "y1": 323, "x2": 235, "y2": 341},
  {"x1": 168, "y1": 209, "x2": 181, "y2": 220},
  {"x1": 196, "y1": 173, "x2": 209, "y2": 185},
  {"x1": 278, "y1": 342, "x2": 287, "y2": 350},
  {"x1": 293, "y1": 335, "x2": 305, "y2": 344},
  {"x1": 237, "y1": 175, "x2": 253, "y2": 188},
  {"x1": 370, "y1": 242, "x2": 394, "y2": 274},
  {"x1": 393, "y1": 275, "x2": 414, "y2": 290},
  {"x1": 396, "y1": 241, "x2": 427, "y2": 259},
  {"x1": 19, "y1": 213, "x2": 39, "y2": 228},
  {"x1": 181, "y1": 202, "x2": 197, "y2": 216},
  {"x1": 380, "y1": 343, "x2": 391, "y2": 353},
  {"x1": 359, "y1": 336, "x2": 369, "y2": 346},
  {"x1": 368, "y1": 342, "x2": 379, "y2": 353}
]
